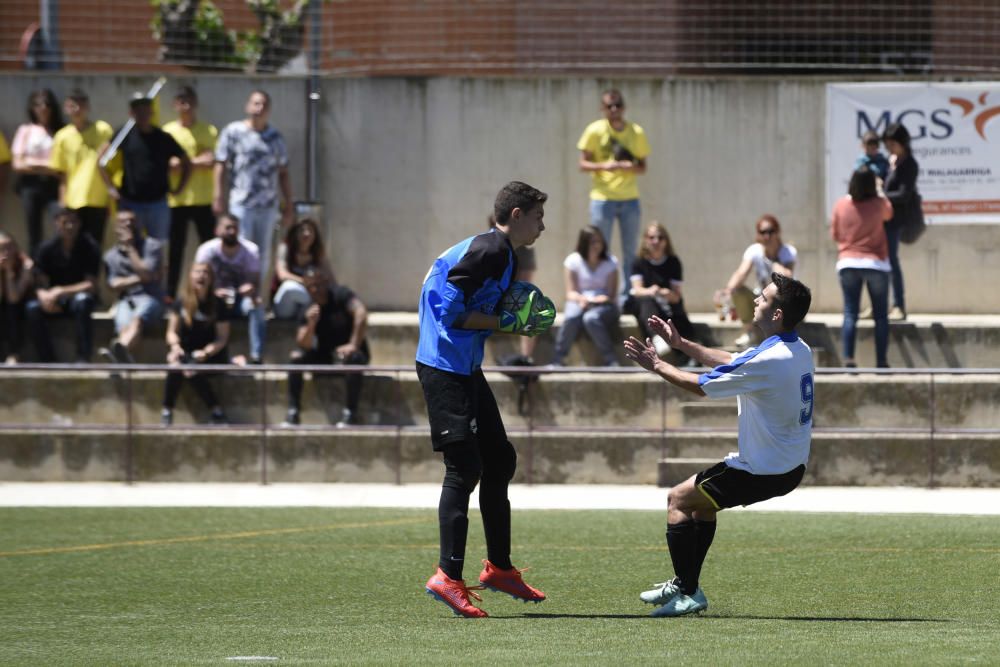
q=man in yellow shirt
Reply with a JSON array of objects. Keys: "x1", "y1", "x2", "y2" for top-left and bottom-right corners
[
  {"x1": 577, "y1": 89, "x2": 651, "y2": 298},
  {"x1": 163, "y1": 86, "x2": 218, "y2": 299},
  {"x1": 49, "y1": 90, "x2": 113, "y2": 247},
  {"x1": 0, "y1": 131, "x2": 10, "y2": 212}
]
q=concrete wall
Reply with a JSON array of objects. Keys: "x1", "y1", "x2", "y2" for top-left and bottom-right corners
[{"x1": 3, "y1": 73, "x2": 999, "y2": 312}]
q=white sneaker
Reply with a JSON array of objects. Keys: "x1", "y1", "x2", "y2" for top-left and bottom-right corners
[
  {"x1": 640, "y1": 578, "x2": 680, "y2": 605},
  {"x1": 652, "y1": 335, "x2": 671, "y2": 357}
]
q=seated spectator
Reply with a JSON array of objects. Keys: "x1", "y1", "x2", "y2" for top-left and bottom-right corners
[
  {"x1": 161, "y1": 262, "x2": 230, "y2": 426},
  {"x1": 831, "y1": 166, "x2": 894, "y2": 368},
  {"x1": 625, "y1": 222, "x2": 696, "y2": 364},
  {"x1": 11, "y1": 89, "x2": 64, "y2": 256},
  {"x1": 272, "y1": 218, "x2": 334, "y2": 320},
  {"x1": 0, "y1": 232, "x2": 34, "y2": 364},
  {"x1": 717, "y1": 214, "x2": 797, "y2": 348},
  {"x1": 550, "y1": 226, "x2": 620, "y2": 367},
  {"x1": 97, "y1": 210, "x2": 165, "y2": 364},
  {"x1": 26, "y1": 209, "x2": 101, "y2": 362},
  {"x1": 49, "y1": 89, "x2": 113, "y2": 247},
  {"x1": 284, "y1": 270, "x2": 370, "y2": 428},
  {"x1": 98, "y1": 94, "x2": 190, "y2": 243},
  {"x1": 193, "y1": 214, "x2": 266, "y2": 364}
]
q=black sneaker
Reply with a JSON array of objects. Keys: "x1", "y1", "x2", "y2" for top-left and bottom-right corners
[
  {"x1": 161, "y1": 408, "x2": 173, "y2": 426},
  {"x1": 282, "y1": 408, "x2": 300, "y2": 427},
  {"x1": 335, "y1": 408, "x2": 355, "y2": 429},
  {"x1": 111, "y1": 340, "x2": 135, "y2": 364},
  {"x1": 209, "y1": 408, "x2": 228, "y2": 425}
]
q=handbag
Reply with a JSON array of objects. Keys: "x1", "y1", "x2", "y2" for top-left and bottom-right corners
[{"x1": 899, "y1": 192, "x2": 926, "y2": 244}]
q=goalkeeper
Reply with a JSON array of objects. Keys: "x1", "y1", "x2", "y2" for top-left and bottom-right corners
[{"x1": 417, "y1": 181, "x2": 555, "y2": 618}]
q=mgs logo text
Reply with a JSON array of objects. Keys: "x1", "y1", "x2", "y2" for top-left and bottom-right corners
[{"x1": 856, "y1": 92, "x2": 1000, "y2": 142}]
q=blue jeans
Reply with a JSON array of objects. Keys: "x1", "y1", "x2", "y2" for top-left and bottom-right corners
[
  {"x1": 553, "y1": 300, "x2": 620, "y2": 366},
  {"x1": 230, "y1": 204, "x2": 280, "y2": 295},
  {"x1": 121, "y1": 198, "x2": 171, "y2": 243},
  {"x1": 885, "y1": 223, "x2": 905, "y2": 311},
  {"x1": 589, "y1": 198, "x2": 641, "y2": 297},
  {"x1": 839, "y1": 268, "x2": 890, "y2": 367},
  {"x1": 25, "y1": 292, "x2": 96, "y2": 362}
]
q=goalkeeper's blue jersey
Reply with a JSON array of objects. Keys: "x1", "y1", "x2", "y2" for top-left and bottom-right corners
[{"x1": 417, "y1": 229, "x2": 517, "y2": 375}]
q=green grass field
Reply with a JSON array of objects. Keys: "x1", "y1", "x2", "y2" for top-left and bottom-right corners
[{"x1": 1, "y1": 507, "x2": 998, "y2": 665}]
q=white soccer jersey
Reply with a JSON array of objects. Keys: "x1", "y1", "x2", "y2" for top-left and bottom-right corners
[{"x1": 698, "y1": 332, "x2": 814, "y2": 475}]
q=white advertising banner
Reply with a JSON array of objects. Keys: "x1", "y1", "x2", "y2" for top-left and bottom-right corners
[{"x1": 826, "y1": 82, "x2": 1000, "y2": 224}]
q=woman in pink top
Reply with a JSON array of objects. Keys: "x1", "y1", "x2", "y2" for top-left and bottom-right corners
[
  {"x1": 11, "y1": 89, "x2": 64, "y2": 255},
  {"x1": 830, "y1": 166, "x2": 894, "y2": 368}
]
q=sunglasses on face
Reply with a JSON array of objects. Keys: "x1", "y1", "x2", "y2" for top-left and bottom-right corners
[
  {"x1": 757, "y1": 228, "x2": 777, "y2": 236},
  {"x1": 604, "y1": 102, "x2": 623, "y2": 110}
]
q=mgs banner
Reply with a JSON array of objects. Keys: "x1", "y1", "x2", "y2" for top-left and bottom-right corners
[{"x1": 826, "y1": 82, "x2": 1000, "y2": 224}]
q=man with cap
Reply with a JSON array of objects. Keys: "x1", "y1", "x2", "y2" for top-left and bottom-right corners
[{"x1": 99, "y1": 93, "x2": 190, "y2": 245}]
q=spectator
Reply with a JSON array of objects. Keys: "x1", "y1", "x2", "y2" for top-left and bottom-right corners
[
  {"x1": 161, "y1": 262, "x2": 229, "y2": 426},
  {"x1": 99, "y1": 94, "x2": 190, "y2": 244},
  {"x1": 163, "y1": 86, "x2": 218, "y2": 300},
  {"x1": 853, "y1": 130, "x2": 890, "y2": 181},
  {"x1": 487, "y1": 213, "x2": 539, "y2": 363},
  {"x1": 550, "y1": 226, "x2": 620, "y2": 367},
  {"x1": 213, "y1": 90, "x2": 292, "y2": 296},
  {"x1": 717, "y1": 214, "x2": 797, "y2": 348},
  {"x1": 97, "y1": 210, "x2": 165, "y2": 364},
  {"x1": 25, "y1": 208, "x2": 101, "y2": 363},
  {"x1": 625, "y1": 222, "x2": 697, "y2": 364},
  {"x1": 881, "y1": 122, "x2": 918, "y2": 322},
  {"x1": 283, "y1": 270, "x2": 370, "y2": 428},
  {"x1": 831, "y1": 166, "x2": 894, "y2": 368},
  {"x1": 193, "y1": 213, "x2": 266, "y2": 364},
  {"x1": 11, "y1": 89, "x2": 65, "y2": 255},
  {"x1": 0, "y1": 130, "x2": 9, "y2": 210},
  {"x1": 577, "y1": 88, "x2": 650, "y2": 298},
  {"x1": 0, "y1": 232, "x2": 34, "y2": 364},
  {"x1": 273, "y1": 218, "x2": 334, "y2": 320},
  {"x1": 49, "y1": 90, "x2": 114, "y2": 247}
]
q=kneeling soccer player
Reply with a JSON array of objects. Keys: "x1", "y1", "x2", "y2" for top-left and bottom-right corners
[
  {"x1": 417, "y1": 181, "x2": 556, "y2": 618},
  {"x1": 624, "y1": 272, "x2": 814, "y2": 617}
]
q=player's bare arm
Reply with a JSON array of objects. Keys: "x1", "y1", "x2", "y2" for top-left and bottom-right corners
[
  {"x1": 624, "y1": 335, "x2": 705, "y2": 396},
  {"x1": 646, "y1": 315, "x2": 732, "y2": 367}
]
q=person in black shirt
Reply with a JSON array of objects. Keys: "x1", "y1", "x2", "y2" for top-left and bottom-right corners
[
  {"x1": 25, "y1": 208, "x2": 101, "y2": 362},
  {"x1": 283, "y1": 270, "x2": 370, "y2": 428},
  {"x1": 161, "y1": 261, "x2": 229, "y2": 425},
  {"x1": 99, "y1": 94, "x2": 190, "y2": 244},
  {"x1": 881, "y1": 122, "x2": 918, "y2": 322},
  {"x1": 625, "y1": 221, "x2": 697, "y2": 364}
]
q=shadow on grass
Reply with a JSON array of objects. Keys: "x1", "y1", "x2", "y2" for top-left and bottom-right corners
[{"x1": 516, "y1": 613, "x2": 951, "y2": 622}]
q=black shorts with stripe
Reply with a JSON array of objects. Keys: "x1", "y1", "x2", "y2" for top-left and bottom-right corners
[
  {"x1": 695, "y1": 461, "x2": 805, "y2": 510},
  {"x1": 416, "y1": 362, "x2": 507, "y2": 452}
]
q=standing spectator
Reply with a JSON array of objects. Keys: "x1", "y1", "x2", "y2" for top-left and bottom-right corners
[
  {"x1": 213, "y1": 90, "x2": 293, "y2": 296},
  {"x1": 163, "y1": 86, "x2": 218, "y2": 300},
  {"x1": 853, "y1": 130, "x2": 890, "y2": 181},
  {"x1": 272, "y1": 218, "x2": 334, "y2": 320},
  {"x1": 881, "y1": 122, "x2": 918, "y2": 322},
  {"x1": 717, "y1": 214, "x2": 797, "y2": 348},
  {"x1": 11, "y1": 89, "x2": 65, "y2": 255},
  {"x1": 161, "y1": 262, "x2": 229, "y2": 426},
  {"x1": 0, "y1": 130, "x2": 9, "y2": 210},
  {"x1": 97, "y1": 210, "x2": 165, "y2": 364},
  {"x1": 577, "y1": 88, "x2": 650, "y2": 298},
  {"x1": 550, "y1": 226, "x2": 620, "y2": 367},
  {"x1": 0, "y1": 232, "x2": 34, "y2": 364},
  {"x1": 283, "y1": 271, "x2": 370, "y2": 428},
  {"x1": 831, "y1": 166, "x2": 894, "y2": 368},
  {"x1": 98, "y1": 94, "x2": 190, "y2": 244},
  {"x1": 25, "y1": 208, "x2": 101, "y2": 363},
  {"x1": 49, "y1": 90, "x2": 114, "y2": 247},
  {"x1": 626, "y1": 222, "x2": 697, "y2": 364},
  {"x1": 193, "y1": 214, "x2": 266, "y2": 364}
]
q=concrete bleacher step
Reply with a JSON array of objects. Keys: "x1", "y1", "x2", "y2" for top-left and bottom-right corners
[
  {"x1": 24, "y1": 312, "x2": 1000, "y2": 369},
  {"x1": 4, "y1": 370, "x2": 1000, "y2": 431},
  {"x1": 2, "y1": 427, "x2": 996, "y2": 487}
]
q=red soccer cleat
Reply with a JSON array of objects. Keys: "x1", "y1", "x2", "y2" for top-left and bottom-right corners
[
  {"x1": 478, "y1": 560, "x2": 546, "y2": 603},
  {"x1": 425, "y1": 567, "x2": 489, "y2": 618}
]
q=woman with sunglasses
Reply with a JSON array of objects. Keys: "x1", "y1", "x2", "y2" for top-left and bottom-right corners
[
  {"x1": 717, "y1": 214, "x2": 797, "y2": 348},
  {"x1": 626, "y1": 222, "x2": 696, "y2": 364}
]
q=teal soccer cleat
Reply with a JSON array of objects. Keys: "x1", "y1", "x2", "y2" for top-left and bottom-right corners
[{"x1": 649, "y1": 587, "x2": 708, "y2": 618}]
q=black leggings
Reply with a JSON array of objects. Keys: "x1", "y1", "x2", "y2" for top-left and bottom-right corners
[
  {"x1": 168, "y1": 206, "x2": 216, "y2": 298},
  {"x1": 17, "y1": 176, "x2": 59, "y2": 256},
  {"x1": 631, "y1": 295, "x2": 696, "y2": 341}
]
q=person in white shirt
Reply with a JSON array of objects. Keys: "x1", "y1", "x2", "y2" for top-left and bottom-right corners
[
  {"x1": 550, "y1": 225, "x2": 620, "y2": 367},
  {"x1": 717, "y1": 214, "x2": 797, "y2": 348},
  {"x1": 624, "y1": 272, "x2": 814, "y2": 618}
]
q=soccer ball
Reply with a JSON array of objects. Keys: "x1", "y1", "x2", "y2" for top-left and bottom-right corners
[{"x1": 499, "y1": 281, "x2": 544, "y2": 315}]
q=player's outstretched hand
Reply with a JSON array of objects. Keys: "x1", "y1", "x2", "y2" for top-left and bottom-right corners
[
  {"x1": 648, "y1": 315, "x2": 682, "y2": 347},
  {"x1": 624, "y1": 336, "x2": 659, "y2": 372}
]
